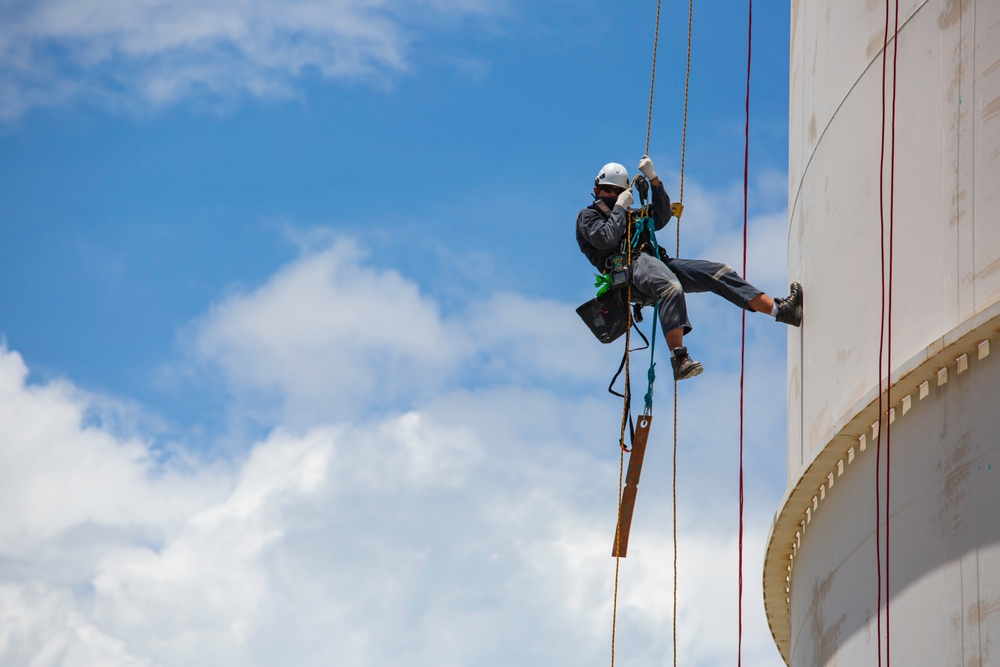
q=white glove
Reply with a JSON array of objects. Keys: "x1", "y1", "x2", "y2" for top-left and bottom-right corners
[
  {"x1": 638, "y1": 155, "x2": 658, "y2": 181},
  {"x1": 616, "y1": 188, "x2": 634, "y2": 209}
]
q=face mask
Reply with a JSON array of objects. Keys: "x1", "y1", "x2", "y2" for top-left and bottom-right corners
[{"x1": 599, "y1": 196, "x2": 618, "y2": 209}]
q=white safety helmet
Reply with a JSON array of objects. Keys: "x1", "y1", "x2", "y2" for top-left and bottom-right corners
[{"x1": 594, "y1": 162, "x2": 629, "y2": 190}]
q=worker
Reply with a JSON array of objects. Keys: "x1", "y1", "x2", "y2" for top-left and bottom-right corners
[{"x1": 576, "y1": 156, "x2": 803, "y2": 380}]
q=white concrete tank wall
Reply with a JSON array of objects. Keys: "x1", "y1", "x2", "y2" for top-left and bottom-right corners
[{"x1": 762, "y1": 0, "x2": 1000, "y2": 663}]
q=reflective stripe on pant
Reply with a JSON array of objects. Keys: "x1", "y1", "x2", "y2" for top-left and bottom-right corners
[{"x1": 629, "y1": 253, "x2": 763, "y2": 338}]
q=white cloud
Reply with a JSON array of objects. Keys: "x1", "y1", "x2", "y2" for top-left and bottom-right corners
[
  {"x1": 0, "y1": 344, "x2": 777, "y2": 666},
  {"x1": 193, "y1": 239, "x2": 463, "y2": 425},
  {"x1": 0, "y1": 348, "x2": 220, "y2": 554},
  {"x1": 0, "y1": 210, "x2": 789, "y2": 665},
  {"x1": 0, "y1": 0, "x2": 495, "y2": 119},
  {"x1": 190, "y1": 239, "x2": 608, "y2": 427},
  {"x1": 664, "y1": 171, "x2": 791, "y2": 299},
  {"x1": 0, "y1": 582, "x2": 154, "y2": 667}
]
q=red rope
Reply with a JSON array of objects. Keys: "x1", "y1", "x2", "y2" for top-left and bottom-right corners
[
  {"x1": 876, "y1": 0, "x2": 899, "y2": 663},
  {"x1": 885, "y1": 0, "x2": 899, "y2": 661},
  {"x1": 875, "y1": 0, "x2": 888, "y2": 653},
  {"x1": 738, "y1": 0, "x2": 752, "y2": 664}
]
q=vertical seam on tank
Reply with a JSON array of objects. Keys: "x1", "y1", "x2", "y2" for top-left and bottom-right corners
[
  {"x1": 961, "y1": 555, "x2": 967, "y2": 666},
  {"x1": 800, "y1": 326, "x2": 805, "y2": 466},
  {"x1": 957, "y1": 0, "x2": 963, "y2": 327},
  {"x1": 972, "y1": 0, "x2": 977, "y2": 311},
  {"x1": 786, "y1": 0, "x2": 931, "y2": 248},
  {"x1": 976, "y1": 548, "x2": 984, "y2": 664}
]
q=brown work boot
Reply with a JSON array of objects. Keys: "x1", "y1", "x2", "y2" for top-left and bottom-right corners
[{"x1": 671, "y1": 346, "x2": 704, "y2": 381}]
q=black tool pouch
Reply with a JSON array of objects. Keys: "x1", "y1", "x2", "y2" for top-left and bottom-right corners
[{"x1": 576, "y1": 291, "x2": 629, "y2": 344}]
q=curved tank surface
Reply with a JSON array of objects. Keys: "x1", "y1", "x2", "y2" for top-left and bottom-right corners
[{"x1": 763, "y1": 0, "x2": 1000, "y2": 664}]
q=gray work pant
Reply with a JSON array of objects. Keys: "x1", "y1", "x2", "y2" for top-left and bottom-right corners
[{"x1": 629, "y1": 252, "x2": 763, "y2": 337}]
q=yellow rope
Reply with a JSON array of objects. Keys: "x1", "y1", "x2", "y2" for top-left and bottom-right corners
[
  {"x1": 612, "y1": 0, "x2": 675, "y2": 662},
  {"x1": 672, "y1": 385, "x2": 679, "y2": 667},
  {"x1": 611, "y1": 213, "x2": 634, "y2": 667},
  {"x1": 674, "y1": 2, "x2": 694, "y2": 667},
  {"x1": 645, "y1": 0, "x2": 662, "y2": 155},
  {"x1": 678, "y1": 0, "x2": 694, "y2": 206}
]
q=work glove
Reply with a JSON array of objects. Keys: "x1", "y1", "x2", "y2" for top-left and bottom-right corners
[
  {"x1": 616, "y1": 187, "x2": 634, "y2": 210},
  {"x1": 638, "y1": 155, "x2": 658, "y2": 181}
]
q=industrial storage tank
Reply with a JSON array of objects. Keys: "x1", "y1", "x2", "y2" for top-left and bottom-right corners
[{"x1": 762, "y1": 0, "x2": 1000, "y2": 664}]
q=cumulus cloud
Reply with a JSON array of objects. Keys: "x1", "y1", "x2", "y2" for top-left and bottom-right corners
[
  {"x1": 0, "y1": 582, "x2": 154, "y2": 667},
  {"x1": 0, "y1": 0, "x2": 495, "y2": 119},
  {"x1": 0, "y1": 342, "x2": 782, "y2": 666},
  {"x1": 0, "y1": 349, "x2": 220, "y2": 554},
  {"x1": 668, "y1": 170, "x2": 791, "y2": 298},
  {"x1": 191, "y1": 239, "x2": 608, "y2": 426},
  {"x1": 0, "y1": 213, "x2": 789, "y2": 666}
]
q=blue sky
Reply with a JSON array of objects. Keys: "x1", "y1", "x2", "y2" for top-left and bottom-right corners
[{"x1": 0, "y1": 1, "x2": 793, "y2": 665}]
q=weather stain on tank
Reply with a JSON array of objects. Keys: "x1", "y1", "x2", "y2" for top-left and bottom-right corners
[
  {"x1": 975, "y1": 255, "x2": 1000, "y2": 280},
  {"x1": 868, "y1": 29, "x2": 887, "y2": 60},
  {"x1": 938, "y1": 0, "x2": 972, "y2": 30},
  {"x1": 970, "y1": 595, "x2": 1000, "y2": 626},
  {"x1": 961, "y1": 595, "x2": 998, "y2": 667},
  {"x1": 836, "y1": 344, "x2": 856, "y2": 365},
  {"x1": 946, "y1": 40, "x2": 963, "y2": 100},
  {"x1": 809, "y1": 115, "x2": 817, "y2": 144},
  {"x1": 809, "y1": 403, "x2": 831, "y2": 453},
  {"x1": 791, "y1": 0, "x2": 800, "y2": 49},
  {"x1": 984, "y1": 96, "x2": 1000, "y2": 122},
  {"x1": 949, "y1": 188, "x2": 969, "y2": 226},
  {"x1": 937, "y1": 432, "x2": 972, "y2": 542},
  {"x1": 809, "y1": 571, "x2": 847, "y2": 667}
]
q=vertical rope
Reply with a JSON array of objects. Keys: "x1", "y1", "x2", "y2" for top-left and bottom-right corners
[
  {"x1": 612, "y1": 2, "x2": 663, "y2": 663},
  {"x1": 674, "y1": 2, "x2": 694, "y2": 666},
  {"x1": 611, "y1": 214, "x2": 634, "y2": 667},
  {"x1": 875, "y1": 0, "x2": 897, "y2": 662},
  {"x1": 645, "y1": 0, "x2": 662, "y2": 155},
  {"x1": 672, "y1": 384, "x2": 678, "y2": 667},
  {"x1": 612, "y1": 445, "x2": 624, "y2": 667},
  {"x1": 678, "y1": 0, "x2": 694, "y2": 206},
  {"x1": 885, "y1": 0, "x2": 900, "y2": 661},
  {"x1": 738, "y1": 1, "x2": 752, "y2": 664}
]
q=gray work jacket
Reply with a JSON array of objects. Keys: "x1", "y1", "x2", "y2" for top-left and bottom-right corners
[{"x1": 575, "y1": 182, "x2": 673, "y2": 272}]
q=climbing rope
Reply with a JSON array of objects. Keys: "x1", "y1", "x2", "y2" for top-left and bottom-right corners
[
  {"x1": 611, "y1": 213, "x2": 634, "y2": 667},
  {"x1": 886, "y1": 0, "x2": 899, "y2": 658},
  {"x1": 645, "y1": 0, "x2": 662, "y2": 155},
  {"x1": 611, "y1": 3, "x2": 661, "y2": 666},
  {"x1": 674, "y1": 1, "x2": 694, "y2": 666},
  {"x1": 875, "y1": 0, "x2": 899, "y2": 663},
  {"x1": 738, "y1": 1, "x2": 753, "y2": 664}
]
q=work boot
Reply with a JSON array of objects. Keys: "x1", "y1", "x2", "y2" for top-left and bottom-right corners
[
  {"x1": 671, "y1": 346, "x2": 704, "y2": 381},
  {"x1": 775, "y1": 282, "x2": 803, "y2": 327}
]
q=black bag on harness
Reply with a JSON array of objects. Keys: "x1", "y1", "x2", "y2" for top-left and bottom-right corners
[{"x1": 576, "y1": 291, "x2": 629, "y2": 344}]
